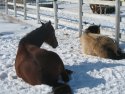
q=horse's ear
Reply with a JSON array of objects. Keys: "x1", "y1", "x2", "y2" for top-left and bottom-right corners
[
  {"x1": 48, "y1": 20, "x2": 51, "y2": 25},
  {"x1": 45, "y1": 21, "x2": 52, "y2": 27},
  {"x1": 98, "y1": 25, "x2": 101, "y2": 30},
  {"x1": 40, "y1": 20, "x2": 45, "y2": 26}
]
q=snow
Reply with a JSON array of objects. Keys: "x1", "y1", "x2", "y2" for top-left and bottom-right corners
[
  {"x1": 0, "y1": 2, "x2": 125, "y2": 94},
  {"x1": 1, "y1": 16, "x2": 125, "y2": 94}
]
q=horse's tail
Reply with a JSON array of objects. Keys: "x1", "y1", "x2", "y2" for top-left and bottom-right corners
[
  {"x1": 116, "y1": 50, "x2": 125, "y2": 60},
  {"x1": 52, "y1": 82, "x2": 72, "y2": 94},
  {"x1": 52, "y1": 66, "x2": 73, "y2": 94},
  {"x1": 120, "y1": 52, "x2": 125, "y2": 59}
]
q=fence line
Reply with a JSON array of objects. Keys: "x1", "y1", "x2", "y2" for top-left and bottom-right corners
[
  {"x1": 3, "y1": 0, "x2": 125, "y2": 44},
  {"x1": 79, "y1": 0, "x2": 122, "y2": 45},
  {"x1": 84, "y1": 0, "x2": 115, "y2": 6},
  {"x1": 53, "y1": 1, "x2": 58, "y2": 29},
  {"x1": 23, "y1": 0, "x2": 26, "y2": 20},
  {"x1": 79, "y1": 0, "x2": 83, "y2": 37},
  {"x1": 7, "y1": 2, "x2": 118, "y2": 22},
  {"x1": 115, "y1": 0, "x2": 121, "y2": 45},
  {"x1": 36, "y1": 0, "x2": 40, "y2": 24},
  {"x1": 13, "y1": 0, "x2": 17, "y2": 17},
  {"x1": 5, "y1": 0, "x2": 8, "y2": 14},
  {"x1": 59, "y1": 0, "x2": 78, "y2": 3},
  {"x1": 7, "y1": 2, "x2": 54, "y2": 11}
]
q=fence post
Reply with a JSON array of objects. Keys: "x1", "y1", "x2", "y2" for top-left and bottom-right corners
[
  {"x1": 36, "y1": 0, "x2": 40, "y2": 24},
  {"x1": 53, "y1": 0, "x2": 58, "y2": 29},
  {"x1": 24, "y1": 0, "x2": 27, "y2": 20},
  {"x1": 13, "y1": 0, "x2": 17, "y2": 17},
  {"x1": 5, "y1": 0, "x2": 8, "y2": 14},
  {"x1": 79, "y1": 0, "x2": 83, "y2": 37},
  {"x1": 115, "y1": 0, "x2": 121, "y2": 45}
]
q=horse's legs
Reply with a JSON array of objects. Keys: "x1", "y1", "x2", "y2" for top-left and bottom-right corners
[
  {"x1": 106, "y1": 49, "x2": 117, "y2": 59},
  {"x1": 115, "y1": 47, "x2": 125, "y2": 59},
  {"x1": 94, "y1": 46, "x2": 118, "y2": 59},
  {"x1": 65, "y1": 69, "x2": 73, "y2": 75},
  {"x1": 53, "y1": 83, "x2": 72, "y2": 94},
  {"x1": 90, "y1": 4, "x2": 96, "y2": 13},
  {"x1": 61, "y1": 69, "x2": 70, "y2": 83}
]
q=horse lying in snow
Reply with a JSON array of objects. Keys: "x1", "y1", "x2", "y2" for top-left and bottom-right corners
[
  {"x1": 80, "y1": 25, "x2": 125, "y2": 60},
  {"x1": 15, "y1": 21, "x2": 72, "y2": 94}
]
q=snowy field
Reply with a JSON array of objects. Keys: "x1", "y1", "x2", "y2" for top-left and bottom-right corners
[
  {"x1": 0, "y1": 1, "x2": 125, "y2": 94},
  {"x1": 1, "y1": 15, "x2": 125, "y2": 94}
]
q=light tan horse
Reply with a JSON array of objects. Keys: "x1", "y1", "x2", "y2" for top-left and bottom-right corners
[{"x1": 80, "y1": 25, "x2": 125, "y2": 60}]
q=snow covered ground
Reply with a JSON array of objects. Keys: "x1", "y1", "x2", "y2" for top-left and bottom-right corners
[
  {"x1": 1, "y1": 14, "x2": 125, "y2": 94},
  {"x1": 1, "y1": 1, "x2": 125, "y2": 94}
]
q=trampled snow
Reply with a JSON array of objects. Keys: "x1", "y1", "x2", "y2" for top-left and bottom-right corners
[
  {"x1": 1, "y1": 15, "x2": 125, "y2": 94},
  {"x1": 0, "y1": 2, "x2": 125, "y2": 94}
]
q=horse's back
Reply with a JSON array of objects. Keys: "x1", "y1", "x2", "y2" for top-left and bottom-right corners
[
  {"x1": 80, "y1": 33, "x2": 98, "y2": 55},
  {"x1": 96, "y1": 36, "x2": 118, "y2": 54},
  {"x1": 15, "y1": 44, "x2": 65, "y2": 85},
  {"x1": 28, "y1": 46, "x2": 69, "y2": 85},
  {"x1": 15, "y1": 45, "x2": 42, "y2": 85},
  {"x1": 80, "y1": 33, "x2": 118, "y2": 58}
]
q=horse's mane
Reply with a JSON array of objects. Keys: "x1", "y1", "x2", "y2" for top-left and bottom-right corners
[
  {"x1": 85, "y1": 25, "x2": 100, "y2": 34},
  {"x1": 19, "y1": 26, "x2": 45, "y2": 46}
]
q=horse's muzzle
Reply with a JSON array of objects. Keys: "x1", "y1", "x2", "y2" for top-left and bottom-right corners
[{"x1": 52, "y1": 43, "x2": 58, "y2": 48}]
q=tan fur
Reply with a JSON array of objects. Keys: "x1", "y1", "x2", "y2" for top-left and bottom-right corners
[{"x1": 80, "y1": 32, "x2": 119, "y2": 58}]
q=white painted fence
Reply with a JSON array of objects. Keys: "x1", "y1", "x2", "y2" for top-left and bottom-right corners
[
  {"x1": 79, "y1": 0, "x2": 122, "y2": 45},
  {"x1": 3, "y1": 0, "x2": 125, "y2": 44}
]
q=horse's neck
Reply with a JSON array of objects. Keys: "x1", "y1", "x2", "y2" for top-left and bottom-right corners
[
  {"x1": 19, "y1": 27, "x2": 46, "y2": 47},
  {"x1": 82, "y1": 33, "x2": 99, "y2": 41},
  {"x1": 88, "y1": 33, "x2": 100, "y2": 38}
]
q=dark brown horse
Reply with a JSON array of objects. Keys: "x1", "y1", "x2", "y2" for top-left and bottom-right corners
[
  {"x1": 80, "y1": 25, "x2": 125, "y2": 60},
  {"x1": 15, "y1": 21, "x2": 72, "y2": 94}
]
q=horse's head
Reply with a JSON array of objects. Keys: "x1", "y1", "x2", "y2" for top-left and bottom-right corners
[
  {"x1": 85, "y1": 25, "x2": 100, "y2": 34},
  {"x1": 41, "y1": 21, "x2": 58, "y2": 48}
]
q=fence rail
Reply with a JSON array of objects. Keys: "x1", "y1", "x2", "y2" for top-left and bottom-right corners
[
  {"x1": 7, "y1": 2, "x2": 54, "y2": 11},
  {"x1": 59, "y1": 0, "x2": 78, "y2": 3},
  {"x1": 84, "y1": 0, "x2": 115, "y2": 6}
]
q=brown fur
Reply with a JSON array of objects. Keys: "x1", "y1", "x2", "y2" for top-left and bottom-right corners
[
  {"x1": 53, "y1": 83, "x2": 72, "y2": 94},
  {"x1": 15, "y1": 21, "x2": 72, "y2": 94},
  {"x1": 90, "y1": 2, "x2": 115, "y2": 14},
  {"x1": 80, "y1": 25, "x2": 125, "y2": 60}
]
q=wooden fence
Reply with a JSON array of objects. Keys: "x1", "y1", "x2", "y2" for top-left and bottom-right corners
[{"x1": 2, "y1": 0, "x2": 125, "y2": 44}]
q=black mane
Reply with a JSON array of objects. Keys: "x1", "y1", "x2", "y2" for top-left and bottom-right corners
[
  {"x1": 19, "y1": 26, "x2": 46, "y2": 47},
  {"x1": 85, "y1": 25, "x2": 100, "y2": 34}
]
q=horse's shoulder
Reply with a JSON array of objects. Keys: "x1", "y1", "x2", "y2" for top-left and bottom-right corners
[
  {"x1": 97, "y1": 35, "x2": 115, "y2": 43},
  {"x1": 41, "y1": 50, "x2": 59, "y2": 58},
  {"x1": 35, "y1": 50, "x2": 63, "y2": 67},
  {"x1": 42, "y1": 50, "x2": 62, "y2": 61},
  {"x1": 34, "y1": 48, "x2": 57, "y2": 59}
]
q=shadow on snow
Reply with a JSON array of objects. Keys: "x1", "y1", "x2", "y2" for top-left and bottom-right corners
[{"x1": 66, "y1": 61, "x2": 125, "y2": 91}]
